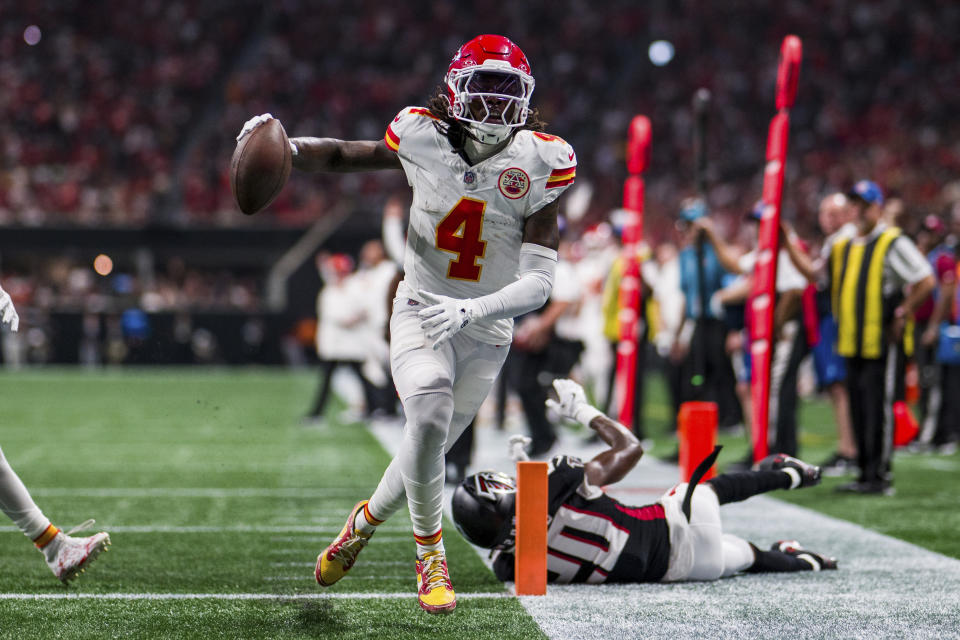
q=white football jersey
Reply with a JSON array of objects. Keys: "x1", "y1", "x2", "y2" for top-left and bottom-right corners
[{"x1": 384, "y1": 106, "x2": 576, "y2": 345}]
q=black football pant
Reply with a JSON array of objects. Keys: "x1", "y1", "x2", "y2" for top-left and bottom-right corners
[
  {"x1": 681, "y1": 318, "x2": 741, "y2": 428},
  {"x1": 845, "y1": 348, "x2": 903, "y2": 485},
  {"x1": 307, "y1": 359, "x2": 379, "y2": 419},
  {"x1": 767, "y1": 320, "x2": 808, "y2": 457}
]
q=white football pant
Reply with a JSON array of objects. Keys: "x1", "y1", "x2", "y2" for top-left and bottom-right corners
[
  {"x1": 0, "y1": 446, "x2": 51, "y2": 540},
  {"x1": 366, "y1": 298, "x2": 508, "y2": 538}
]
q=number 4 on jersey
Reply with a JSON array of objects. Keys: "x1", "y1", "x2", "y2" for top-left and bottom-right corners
[{"x1": 436, "y1": 197, "x2": 487, "y2": 281}]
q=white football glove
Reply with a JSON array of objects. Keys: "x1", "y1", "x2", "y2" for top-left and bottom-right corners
[
  {"x1": 236, "y1": 113, "x2": 298, "y2": 155},
  {"x1": 0, "y1": 286, "x2": 19, "y2": 332},
  {"x1": 546, "y1": 378, "x2": 601, "y2": 426},
  {"x1": 417, "y1": 290, "x2": 479, "y2": 350},
  {"x1": 508, "y1": 435, "x2": 532, "y2": 462}
]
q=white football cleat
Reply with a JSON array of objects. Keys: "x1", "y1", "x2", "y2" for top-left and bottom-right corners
[{"x1": 46, "y1": 524, "x2": 111, "y2": 583}]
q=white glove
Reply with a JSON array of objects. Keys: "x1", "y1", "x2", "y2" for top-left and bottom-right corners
[
  {"x1": 508, "y1": 435, "x2": 531, "y2": 462},
  {"x1": 417, "y1": 290, "x2": 479, "y2": 350},
  {"x1": 236, "y1": 113, "x2": 298, "y2": 155},
  {"x1": 546, "y1": 378, "x2": 601, "y2": 426},
  {"x1": 0, "y1": 287, "x2": 19, "y2": 332}
]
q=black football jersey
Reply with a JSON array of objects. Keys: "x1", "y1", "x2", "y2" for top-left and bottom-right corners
[{"x1": 493, "y1": 455, "x2": 670, "y2": 584}]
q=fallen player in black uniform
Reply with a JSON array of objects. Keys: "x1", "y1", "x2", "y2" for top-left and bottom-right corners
[{"x1": 451, "y1": 378, "x2": 837, "y2": 584}]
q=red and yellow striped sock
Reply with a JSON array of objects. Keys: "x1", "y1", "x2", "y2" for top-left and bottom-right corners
[
  {"x1": 362, "y1": 503, "x2": 383, "y2": 526},
  {"x1": 354, "y1": 502, "x2": 383, "y2": 536},
  {"x1": 414, "y1": 529, "x2": 443, "y2": 556},
  {"x1": 32, "y1": 524, "x2": 59, "y2": 549}
]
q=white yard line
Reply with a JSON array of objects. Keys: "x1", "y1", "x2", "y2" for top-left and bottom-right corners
[
  {"x1": 27, "y1": 488, "x2": 362, "y2": 498},
  {"x1": 0, "y1": 592, "x2": 511, "y2": 600},
  {"x1": 270, "y1": 561, "x2": 410, "y2": 567},
  {"x1": 0, "y1": 525, "x2": 408, "y2": 536}
]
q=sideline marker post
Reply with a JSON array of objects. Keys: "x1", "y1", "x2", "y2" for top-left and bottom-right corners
[
  {"x1": 514, "y1": 461, "x2": 548, "y2": 596},
  {"x1": 678, "y1": 401, "x2": 718, "y2": 482},
  {"x1": 749, "y1": 35, "x2": 802, "y2": 463},
  {"x1": 614, "y1": 115, "x2": 651, "y2": 429}
]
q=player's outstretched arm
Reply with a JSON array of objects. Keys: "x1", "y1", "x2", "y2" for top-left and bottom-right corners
[
  {"x1": 236, "y1": 114, "x2": 400, "y2": 173},
  {"x1": 290, "y1": 137, "x2": 401, "y2": 173},
  {"x1": 545, "y1": 379, "x2": 643, "y2": 487}
]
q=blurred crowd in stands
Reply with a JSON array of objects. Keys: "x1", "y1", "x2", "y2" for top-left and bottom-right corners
[
  {"x1": 3, "y1": 1, "x2": 960, "y2": 463},
  {"x1": 2, "y1": 1, "x2": 960, "y2": 235}
]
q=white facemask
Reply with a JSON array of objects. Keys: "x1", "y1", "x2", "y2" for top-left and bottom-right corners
[
  {"x1": 463, "y1": 123, "x2": 513, "y2": 163},
  {"x1": 469, "y1": 122, "x2": 513, "y2": 145}
]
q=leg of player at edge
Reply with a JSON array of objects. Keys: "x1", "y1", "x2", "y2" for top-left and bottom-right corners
[{"x1": 0, "y1": 445, "x2": 111, "y2": 583}]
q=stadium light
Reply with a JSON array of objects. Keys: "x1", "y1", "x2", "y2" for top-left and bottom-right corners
[
  {"x1": 23, "y1": 25, "x2": 41, "y2": 46},
  {"x1": 93, "y1": 254, "x2": 114, "y2": 276},
  {"x1": 648, "y1": 40, "x2": 674, "y2": 66}
]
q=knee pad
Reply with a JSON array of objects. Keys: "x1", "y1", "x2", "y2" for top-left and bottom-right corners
[{"x1": 404, "y1": 392, "x2": 455, "y2": 448}]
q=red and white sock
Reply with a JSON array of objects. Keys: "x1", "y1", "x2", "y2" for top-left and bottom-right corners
[
  {"x1": 414, "y1": 529, "x2": 444, "y2": 558},
  {"x1": 354, "y1": 502, "x2": 383, "y2": 537}
]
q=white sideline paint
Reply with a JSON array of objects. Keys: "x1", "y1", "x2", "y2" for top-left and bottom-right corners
[
  {"x1": 369, "y1": 407, "x2": 960, "y2": 639},
  {"x1": 0, "y1": 592, "x2": 511, "y2": 601}
]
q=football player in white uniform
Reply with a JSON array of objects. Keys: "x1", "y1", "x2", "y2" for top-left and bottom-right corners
[
  {"x1": 0, "y1": 284, "x2": 111, "y2": 582},
  {"x1": 237, "y1": 34, "x2": 576, "y2": 613}
]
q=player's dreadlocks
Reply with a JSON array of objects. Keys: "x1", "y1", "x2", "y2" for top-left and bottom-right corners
[{"x1": 426, "y1": 84, "x2": 547, "y2": 153}]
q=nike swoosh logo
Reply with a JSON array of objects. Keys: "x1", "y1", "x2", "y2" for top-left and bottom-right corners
[{"x1": 568, "y1": 151, "x2": 575, "y2": 161}]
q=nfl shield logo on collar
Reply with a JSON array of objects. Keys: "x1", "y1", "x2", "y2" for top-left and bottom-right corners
[{"x1": 463, "y1": 170, "x2": 477, "y2": 189}]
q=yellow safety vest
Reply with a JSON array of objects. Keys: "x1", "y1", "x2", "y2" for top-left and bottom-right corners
[
  {"x1": 831, "y1": 227, "x2": 911, "y2": 359},
  {"x1": 601, "y1": 254, "x2": 657, "y2": 344}
]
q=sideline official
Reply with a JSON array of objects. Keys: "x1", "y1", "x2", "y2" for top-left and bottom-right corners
[{"x1": 828, "y1": 181, "x2": 933, "y2": 495}]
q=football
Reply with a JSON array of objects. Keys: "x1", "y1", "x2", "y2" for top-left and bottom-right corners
[{"x1": 230, "y1": 118, "x2": 292, "y2": 215}]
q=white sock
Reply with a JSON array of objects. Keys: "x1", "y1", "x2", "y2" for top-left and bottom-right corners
[
  {"x1": 366, "y1": 458, "x2": 407, "y2": 527},
  {"x1": 0, "y1": 446, "x2": 52, "y2": 541},
  {"x1": 396, "y1": 392, "x2": 453, "y2": 559}
]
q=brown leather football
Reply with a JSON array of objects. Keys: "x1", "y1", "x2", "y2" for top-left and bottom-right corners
[{"x1": 230, "y1": 118, "x2": 292, "y2": 215}]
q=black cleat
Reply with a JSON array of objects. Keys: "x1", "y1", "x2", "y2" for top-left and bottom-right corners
[
  {"x1": 772, "y1": 540, "x2": 838, "y2": 571},
  {"x1": 835, "y1": 480, "x2": 895, "y2": 496}
]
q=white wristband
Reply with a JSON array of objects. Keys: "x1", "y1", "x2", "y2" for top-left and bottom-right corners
[{"x1": 573, "y1": 404, "x2": 604, "y2": 427}]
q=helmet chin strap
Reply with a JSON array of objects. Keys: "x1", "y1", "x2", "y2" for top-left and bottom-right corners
[{"x1": 464, "y1": 123, "x2": 512, "y2": 163}]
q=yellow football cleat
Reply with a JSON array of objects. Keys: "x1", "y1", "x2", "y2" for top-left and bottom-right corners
[
  {"x1": 416, "y1": 550, "x2": 456, "y2": 614},
  {"x1": 315, "y1": 500, "x2": 372, "y2": 587}
]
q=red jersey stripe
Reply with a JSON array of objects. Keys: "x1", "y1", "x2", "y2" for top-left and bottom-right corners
[
  {"x1": 384, "y1": 125, "x2": 400, "y2": 152},
  {"x1": 549, "y1": 167, "x2": 576, "y2": 179},
  {"x1": 408, "y1": 107, "x2": 440, "y2": 121},
  {"x1": 546, "y1": 177, "x2": 574, "y2": 189}
]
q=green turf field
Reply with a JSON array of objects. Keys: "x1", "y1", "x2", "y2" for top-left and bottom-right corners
[
  {"x1": 1, "y1": 368, "x2": 958, "y2": 639},
  {"x1": 0, "y1": 370, "x2": 542, "y2": 639}
]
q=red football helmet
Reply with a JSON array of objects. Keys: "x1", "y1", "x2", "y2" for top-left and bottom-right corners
[{"x1": 445, "y1": 35, "x2": 535, "y2": 141}]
